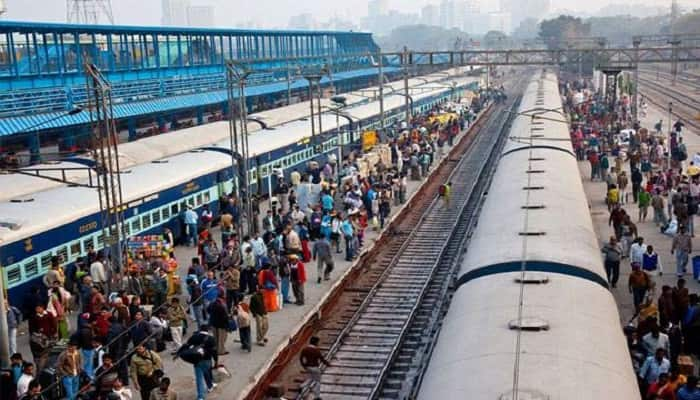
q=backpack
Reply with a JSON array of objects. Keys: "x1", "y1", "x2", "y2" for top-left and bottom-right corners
[{"x1": 177, "y1": 344, "x2": 205, "y2": 364}]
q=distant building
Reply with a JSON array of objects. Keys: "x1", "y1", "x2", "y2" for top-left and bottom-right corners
[
  {"x1": 187, "y1": 5, "x2": 214, "y2": 27},
  {"x1": 499, "y1": 0, "x2": 550, "y2": 32},
  {"x1": 440, "y1": 0, "x2": 456, "y2": 29},
  {"x1": 161, "y1": 0, "x2": 189, "y2": 26},
  {"x1": 487, "y1": 11, "x2": 511, "y2": 33},
  {"x1": 288, "y1": 13, "x2": 316, "y2": 30},
  {"x1": 421, "y1": 4, "x2": 439, "y2": 26},
  {"x1": 368, "y1": 0, "x2": 388, "y2": 18}
]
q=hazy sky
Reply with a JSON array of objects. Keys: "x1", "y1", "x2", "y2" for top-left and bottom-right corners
[{"x1": 3, "y1": 0, "x2": 700, "y2": 28}]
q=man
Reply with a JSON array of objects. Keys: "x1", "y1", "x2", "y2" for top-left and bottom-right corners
[
  {"x1": 629, "y1": 264, "x2": 651, "y2": 313},
  {"x1": 150, "y1": 376, "x2": 178, "y2": 400},
  {"x1": 19, "y1": 380, "x2": 45, "y2": 400},
  {"x1": 90, "y1": 253, "x2": 108, "y2": 293},
  {"x1": 56, "y1": 341, "x2": 83, "y2": 400},
  {"x1": 95, "y1": 353, "x2": 120, "y2": 399},
  {"x1": 300, "y1": 336, "x2": 330, "y2": 400},
  {"x1": 250, "y1": 288, "x2": 269, "y2": 346},
  {"x1": 289, "y1": 254, "x2": 307, "y2": 305},
  {"x1": 167, "y1": 298, "x2": 187, "y2": 354},
  {"x1": 290, "y1": 169, "x2": 301, "y2": 187},
  {"x1": 6, "y1": 300, "x2": 21, "y2": 355},
  {"x1": 312, "y1": 236, "x2": 334, "y2": 284},
  {"x1": 130, "y1": 311, "x2": 153, "y2": 348},
  {"x1": 262, "y1": 210, "x2": 277, "y2": 233},
  {"x1": 631, "y1": 167, "x2": 644, "y2": 203},
  {"x1": 202, "y1": 238, "x2": 220, "y2": 271},
  {"x1": 182, "y1": 325, "x2": 217, "y2": 400},
  {"x1": 677, "y1": 376, "x2": 700, "y2": 400},
  {"x1": 642, "y1": 324, "x2": 671, "y2": 359},
  {"x1": 652, "y1": 190, "x2": 667, "y2": 226},
  {"x1": 16, "y1": 362, "x2": 34, "y2": 399},
  {"x1": 200, "y1": 271, "x2": 219, "y2": 316},
  {"x1": 28, "y1": 304, "x2": 56, "y2": 372},
  {"x1": 341, "y1": 215, "x2": 355, "y2": 262},
  {"x1": 223, "y1": 264, "x2": 241, "y2": 312},
  {"x1": 184, "y1": 206, "x2": 199, "y2": 246},
  {"x1": 285, "y1": 225, "x2": 302, "y2": 257},
  {"x1": 672, "y1": 227, "x2": 692, "y2": 277},
  {"x1": 630, "y1": 237, "x2": 645, "y2": 267},
  {"x1": 207, "y1": 295, "x2": 230, "y2": 356},
  {"x1": 276, "y1": 178, "x2": 290, "y2": 213},
  {"x1": 42, "y1": 258, "x2": 64, "y2": 289},
  {"x1": 601, "y1": 237, "x2": 623, "y2": 288},
  {"x1": 130, "y1": 344, "x2": 162, "y2": 400},
  {"x1": 639, "y1": 348, "x2": 671, "y2": 386}
]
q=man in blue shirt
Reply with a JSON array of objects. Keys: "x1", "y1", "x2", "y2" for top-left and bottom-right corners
[
  {"x1": 639, "y1": 348, "x2": 671, "y2": 386},
  {"x1": 321, "y1": 192, "x2": 334, "y2": 215},
  {"x1": 341, "y1": 215, "x2": 354, "y2": 262},
  {"x1": 183, "y1": 206, "x2": 199, "y2": 246},
  {"x1": 200, "y1": 271, "x2": 219, "y2": 322}
]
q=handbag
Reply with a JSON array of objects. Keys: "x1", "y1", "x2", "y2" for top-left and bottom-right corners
[{"x1": 177, "y1": 345, "x2": 204, "y2": 364}]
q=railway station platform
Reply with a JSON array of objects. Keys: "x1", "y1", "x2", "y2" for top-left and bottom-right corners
[
  {"x1": 579, "y1": 103, "x2": 700, "y2": 334},
  {"x1": 10, "y1": 108, "x2": 485, "y2": 400}
]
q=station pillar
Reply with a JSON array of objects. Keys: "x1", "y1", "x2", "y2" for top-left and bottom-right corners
[
  {"x1": 59, "y1": 129, "x2": 77, "y2": 156},
  {"x1": 128, "y1": 118, "x2": 137, "y2": 141},
  {"x1": 28, "y1": 132, "x2": 41, "y2": 164},
  {"x1": 157, "y1": 115, "x2": 166, "y2": 133}
]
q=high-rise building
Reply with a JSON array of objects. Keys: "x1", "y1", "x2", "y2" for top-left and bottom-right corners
[
  {"x1": 421, "y1": 4, "x2": 439, "y2": 26},
  {"x1": 187, "y1": 5, "x2": 214, "y2": 27},
  {"x1": 161, "y1": 0, "x2": 189, "y2": 26},
  {"x1": 368, "y1": 0, "x2": 388, "y2": 18},
  {"x1": 288, "y1": 13, "x2": 316, "y2": 30},
  {"x1": 500, "y1": 0, "x2": 550, "y2": 31},
  {"x1": 440, "y1": 0, "x2": 456, "y2": 29}
]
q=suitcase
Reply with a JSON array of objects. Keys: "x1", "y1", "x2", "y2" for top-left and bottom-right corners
[{"x1": 38, "y1": 367, "x2": 63, "y2": 400}]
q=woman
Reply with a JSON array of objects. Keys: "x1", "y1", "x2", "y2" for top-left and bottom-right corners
[
  {"x1": 47, "y1": 285, "x2": 71, "y2": 340},
  {"x1": 257, "y1": 261, "x2": 280, "y2": 313}
]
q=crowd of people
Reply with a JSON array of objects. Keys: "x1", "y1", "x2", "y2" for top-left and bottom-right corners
[
  {"x1": 565, "y1": 79, "x2": 700, "y2": 399},
  {"x1": 2, "y1": 96, "x2": 480, "y2": 400}
]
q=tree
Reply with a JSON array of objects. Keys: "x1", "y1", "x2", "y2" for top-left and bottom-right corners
[
  {"x1": 673, "y1": 10, "x2": 700, "y2": 34},
  {"x1": 483, "y1": 31, "x2": 508, "y2": 49},
  {"x1": 538, "y1": 15, "x2": 591, "y2": 49}
]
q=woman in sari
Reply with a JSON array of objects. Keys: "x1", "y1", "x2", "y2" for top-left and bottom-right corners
[{"x1": 257, "y1": 260, "x2": 279, "y2": 312}]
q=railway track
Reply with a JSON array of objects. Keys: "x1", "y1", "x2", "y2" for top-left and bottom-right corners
[
  {"x1": 281, "y1": 86, "x2": 524, "y2": 400},
  {"x1": 637, "y1": 73, "x2": 700, "y2": 131}
]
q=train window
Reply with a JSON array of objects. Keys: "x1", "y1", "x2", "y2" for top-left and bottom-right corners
[
  {"x1": 97, "y1": 233, "x2": 105, "y2": 249},
  {"x1": 187, "y1": 197, "x2": 194, "y2": 207},
  {"x1": 162, "y1": 207, "x2": 171, "y2": 220},
  {"x1": 142, "y1": 214, "x2": 151, "y2": 229},
  {"x1": 180, "y1": 201, "x2": 187, "y2": 212},
  {"x1": 24, "y1": 258, "x2": 38, "y2": 278},
  {"x1": 196, "y1": 194, "x2": 203, "y2": 206},
  {"x1": 70, "y1": 241, "x2": 81, "y2": 256},
  {"x1": 6, "y1": 265, "x2": 21, "y2": 285},
  {"x1": 40, "y1": 253, "x2": 53, "y2": 272},
  {"x1": 56, "y1": 247, "x2": 68, "y2": 264},
  {"x1": 152, "y1": 210, "x2": 161, "y2": 224},
  {"x1": 83, "y1": 237, "x2": 94, "y2": 253},
  {"x1": 131, "y1": 218, "x2": 141, "y2": 233},
  {"x1": 124, "y1": 223, "x2": 131, "y2": 236},
  {"x1": 203, "y1": 192, "x2": 211, "y2": 204}
]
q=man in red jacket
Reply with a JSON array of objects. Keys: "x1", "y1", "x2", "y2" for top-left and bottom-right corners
[
  {"x1": 289, "y1": 254, "x2": 307, "y2": 305},
  {"x1": 28, "y1": 304, "x2": 57, "y2": 371}
]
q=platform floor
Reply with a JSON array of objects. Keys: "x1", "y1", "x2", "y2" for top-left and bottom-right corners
[
  {"x1": 579, "y1": 103, "x2": 700, "y2": 327},
  {"x1": 11, "y1": 114, "x2": 480, "y2": 400}
]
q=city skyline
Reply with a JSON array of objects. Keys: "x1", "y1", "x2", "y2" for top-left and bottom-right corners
[{"x1": 2, "y1": 0, "x2": 700, "y2": 31}]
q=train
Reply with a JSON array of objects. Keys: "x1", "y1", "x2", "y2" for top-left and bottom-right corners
[
  {"x1": 417, "y1": 71, "x2": 640, "y2": 399},
  {"x1": 0, "y1": 71, "x2": 481, "y2": 307},
  {"x1": 0, "y1": 67, "x2": 473, "y2": 203}
]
